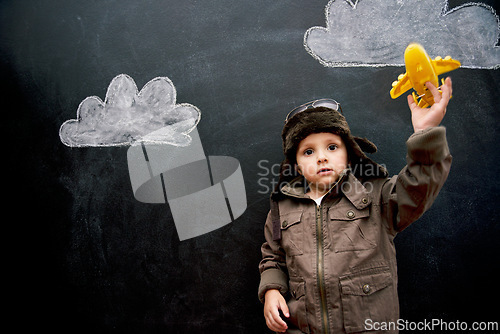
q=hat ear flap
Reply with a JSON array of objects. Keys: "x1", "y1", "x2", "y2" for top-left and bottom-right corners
[
  {"x1": 354, "y1": 136, "x2": 377, "y2": 154},
  {"x1": 272, "y1": 158, "x2": 301, "y2": 195}
]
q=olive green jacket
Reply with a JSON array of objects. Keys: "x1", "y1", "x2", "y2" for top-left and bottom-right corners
[{"x1": 259, "y1": 127, "x2": 452, "y2": 334}]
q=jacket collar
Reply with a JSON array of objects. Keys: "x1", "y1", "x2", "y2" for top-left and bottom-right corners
[
  {"x1": 279, "y1": 170, "x2": 372, "y2": 209},
  {"x1": 341, "y1": 172, "x2": 372, "y2": 209}
]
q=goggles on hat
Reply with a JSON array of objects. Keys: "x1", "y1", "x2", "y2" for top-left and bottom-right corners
[{"x1": 285, "y1": 98, "x2": 343, "y2": 123}]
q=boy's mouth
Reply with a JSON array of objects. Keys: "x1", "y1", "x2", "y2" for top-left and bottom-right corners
[{"x1": 317, "y1": 168, "x2": 333, "y2": 175}]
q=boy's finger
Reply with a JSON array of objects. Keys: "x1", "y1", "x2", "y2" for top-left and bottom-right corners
[
  {"x1": 425, "y1": 81, "x2": 441, "y2": 103},
  {"x1": 407, "y1": 94, "x2": 418, "y2": 113},
  {"x1": 441, "y1": 77, "x2": 452, "y2": 101},
  {"x1": 435, "y1": 79, "x2": 452, "y2": 111},
  {"x1": 407, "y1": 94, "x2": 415, "y2": 107},
  {"x1": 266, "y1": 310, "x2": 286, "y2": 332},
  {"x1": 268, "y1": 312, "x2": 288, "y2": 332},
  {"x1": 266, "y1": 319, "x2": 283, "y2": 333},
  {"x1": 272, "y1": 310, "x2": 287, "y2": 328}
]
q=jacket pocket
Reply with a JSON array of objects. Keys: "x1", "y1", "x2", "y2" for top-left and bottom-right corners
[
  {"x1": 280, "y1": 211, "x2": 304, "y2": 256},
  {"x1": 328, "y1": 206, "x2": 376, "y2": 252},
  {"x1": 339, "y1": 266, "x2": 396, "y2": 333},
  {"x1": 288, "y1": 280, "x2": 310, "y2": 333}
]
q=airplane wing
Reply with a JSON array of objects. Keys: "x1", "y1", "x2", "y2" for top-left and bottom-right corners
[
  {"x1": 432, "y1": 56, "x2": 461, "y2": 75},
  {"x1": 390, "y1": 72, "x2": 413, "y2": 99}
]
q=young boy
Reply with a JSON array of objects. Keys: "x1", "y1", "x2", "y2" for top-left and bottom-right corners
[{"x1": 258, "y1": 78, "x2": 453, "y2": 333}]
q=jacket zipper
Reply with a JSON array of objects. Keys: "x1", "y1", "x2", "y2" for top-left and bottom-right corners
[{"x1": 316, "y1": 204, "x2": 330, "y2": 334}]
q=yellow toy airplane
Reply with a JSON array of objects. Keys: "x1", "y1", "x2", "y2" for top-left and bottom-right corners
[{"x1": 390, "y1": 43, "x2": 460, "y2": 108}]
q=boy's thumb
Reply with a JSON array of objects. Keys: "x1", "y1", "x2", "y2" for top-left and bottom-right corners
[{"x1": 279, "y1": 299, "x2": 290, "y2": 318}]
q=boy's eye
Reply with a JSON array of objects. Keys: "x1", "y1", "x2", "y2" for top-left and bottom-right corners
[
  {"x1": 328, "y1": 144, "x2": 338, "y2": 151},
  {"x1": 304, "y1": 149, "x2": 314, "y2": 156}
]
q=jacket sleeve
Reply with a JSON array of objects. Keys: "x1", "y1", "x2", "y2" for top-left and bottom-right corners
[
  {"x1": 258, "y1": 210, "x2": 289, "y2": 303},
  {"x1": 381, "y1": 126, "x2": 452, "y2": 234}
]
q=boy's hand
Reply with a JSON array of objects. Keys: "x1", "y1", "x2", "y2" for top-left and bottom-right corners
[
  {"x1": 263, "y1": 289, "x2": 290, "y2": 333},
  {"x1": 407, "y1": 77, "x2": 452, "y2": 133}
]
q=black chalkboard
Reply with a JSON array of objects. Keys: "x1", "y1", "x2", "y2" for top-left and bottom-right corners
[{"x1": 2, "y1": 0, "x2": 499, "y2": 333}]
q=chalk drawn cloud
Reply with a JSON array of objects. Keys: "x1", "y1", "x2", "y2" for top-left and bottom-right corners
[
  {"x1": 304, "y1": 0, "x2": 500, "y2": 68},
  {"x1": 60, "y1": 73, "x2": 247, "y2": 240},
  {"x1": 59, "y1": 74, "x2": 201, "y2": 147}
]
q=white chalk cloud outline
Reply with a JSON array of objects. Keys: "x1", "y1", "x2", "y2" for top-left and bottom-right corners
[
  {"x1": 304, "y1": 0, "x2": 500, "y2": 69},
  {"x1": 59, "y1": 74, "x2": 201, "y2": 147}
]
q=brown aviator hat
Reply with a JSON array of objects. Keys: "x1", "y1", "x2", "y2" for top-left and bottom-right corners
[{"x1": 280, "y1": 101, "x2": 387, "y2": 182}]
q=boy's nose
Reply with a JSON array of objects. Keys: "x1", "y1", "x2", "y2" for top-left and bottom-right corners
[{"x1": 317, "y1": 155, "x2": 328, "y2": 164}]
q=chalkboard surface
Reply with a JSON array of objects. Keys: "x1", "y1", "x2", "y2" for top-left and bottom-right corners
[{"x1": 2, "y1": 0, "x2": 499, "y2": 333}]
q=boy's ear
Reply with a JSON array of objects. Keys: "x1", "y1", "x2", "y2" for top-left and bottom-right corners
[{"x1": 295, "y1": 164, "x2": 302, "y2": 175}]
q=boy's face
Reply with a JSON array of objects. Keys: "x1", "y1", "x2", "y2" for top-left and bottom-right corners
[{"x1": 296, "y1": 132, "x2": 348, "y2": 196}]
